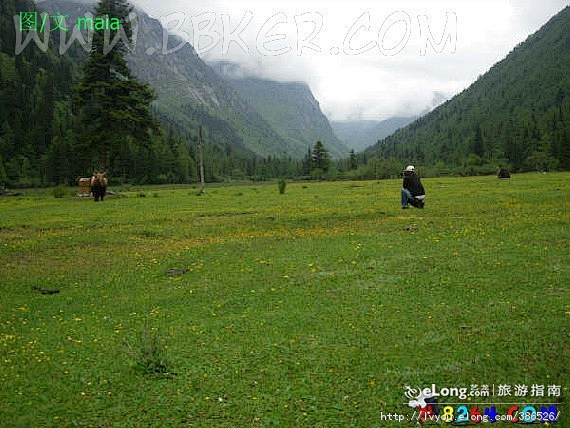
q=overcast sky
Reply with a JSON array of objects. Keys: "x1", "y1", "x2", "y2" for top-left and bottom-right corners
[{"x1": 110, "y1": 0, "x2": 568, "y2": 120}]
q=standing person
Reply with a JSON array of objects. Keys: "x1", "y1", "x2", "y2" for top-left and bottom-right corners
[{"x1": 401, "y1": 165, "x2": 425, "y2": 209}]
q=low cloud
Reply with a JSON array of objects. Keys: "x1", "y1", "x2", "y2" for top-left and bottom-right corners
[{"x1": 91, "y1": 0, "x2": 568, "y2": 120}]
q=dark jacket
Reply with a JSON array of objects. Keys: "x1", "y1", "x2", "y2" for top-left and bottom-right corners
[{"x1": 403, "y1": 171, "x2": 425, "y2": 196}]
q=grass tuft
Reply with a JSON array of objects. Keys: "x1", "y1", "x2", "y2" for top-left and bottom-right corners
[{"x1": 125, "y1": 322, "x2": 171, "y2": 377}]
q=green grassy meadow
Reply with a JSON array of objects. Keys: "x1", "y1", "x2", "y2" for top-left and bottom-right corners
[{"x1": 1, "y1": 174, "x2": 568, "y2": 427}]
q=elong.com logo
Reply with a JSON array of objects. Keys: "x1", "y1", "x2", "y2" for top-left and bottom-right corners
[{"x1": 405, "y1": 384, "x2": 473, "y2": 402}]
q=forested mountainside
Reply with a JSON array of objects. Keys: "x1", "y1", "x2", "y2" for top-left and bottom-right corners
[
  {"x1": 366, "y1": 6, "x2": 570, "y2": 174},
  {"x1": 0, "y1": 0, "x2": 78, "y2": 185},
  {"x1": 43, "y1": 1, "x2": 291, "y2": 159},
  {"x1": 0, "y1": 0, "x2": 310, "y2": 186}
]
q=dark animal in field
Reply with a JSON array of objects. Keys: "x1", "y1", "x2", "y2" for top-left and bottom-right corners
[
  {"x1": 497, "y1": 168, "x2": 511, "y2": 179},
  {"x1": 91, "y1": 172, "x2": 108, "y2": 202}
]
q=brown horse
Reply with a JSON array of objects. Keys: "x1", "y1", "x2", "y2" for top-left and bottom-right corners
[{"x1": 90, "y1": 172, "x2": 108, "y2": 202}]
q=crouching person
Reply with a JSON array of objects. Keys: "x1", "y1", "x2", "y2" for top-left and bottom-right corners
[{"x1": 401, "y1": 165, "x2": 425, "y2": 209}]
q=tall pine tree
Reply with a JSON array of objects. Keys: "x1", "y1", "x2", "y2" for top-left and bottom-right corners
[
  {"x1": 74, "y1": 0, "x2": 158, "y2": 171},
  {"x1": 311, "y1": 141, "x2": 330, "y2": 172}
]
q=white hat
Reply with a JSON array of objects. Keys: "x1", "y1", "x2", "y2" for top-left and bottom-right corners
[{"x1": 405, "y1": 165, "x2": 415, "y2": 172}]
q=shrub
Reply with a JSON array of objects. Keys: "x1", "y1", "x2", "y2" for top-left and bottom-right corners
[
  {"x1": 125, "y1": 323, "x2": 171, "y2": 376},
  {"x1": 278, "y1": 179, "x2": 287, "y2": 194},
  {"x1": 53, "y1": 184, "x2": 66, "y2": 199}
]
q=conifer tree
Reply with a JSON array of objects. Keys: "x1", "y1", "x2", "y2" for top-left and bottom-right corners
[
  {"x1": 349, "y1": 149, "x2": 358, "y2": 170},
  {"x1": 311, "y1": 141, "x2": 330, "y2": 172},
  {"x1": 74, "y1": 0, "x2": 158, "y2": 170}
]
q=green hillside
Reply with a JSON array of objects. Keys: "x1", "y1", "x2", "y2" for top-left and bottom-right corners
[
  {"x1": 230, "y1": 78, "x2": 348, "y2": 159},
  {"x1": 366, "y1": 6, "x2": 570, "y2": 174}
]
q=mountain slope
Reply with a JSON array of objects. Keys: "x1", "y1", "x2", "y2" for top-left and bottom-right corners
[
  {"x1": 211, "y1": 61, "x2": 349, "y2": 159},
  {"x1": 44, "y1": 1, "x2": 290, "y2": 158},
  {"x1": 366, "y1": 6, "x2": 570, "y2": 172}
]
